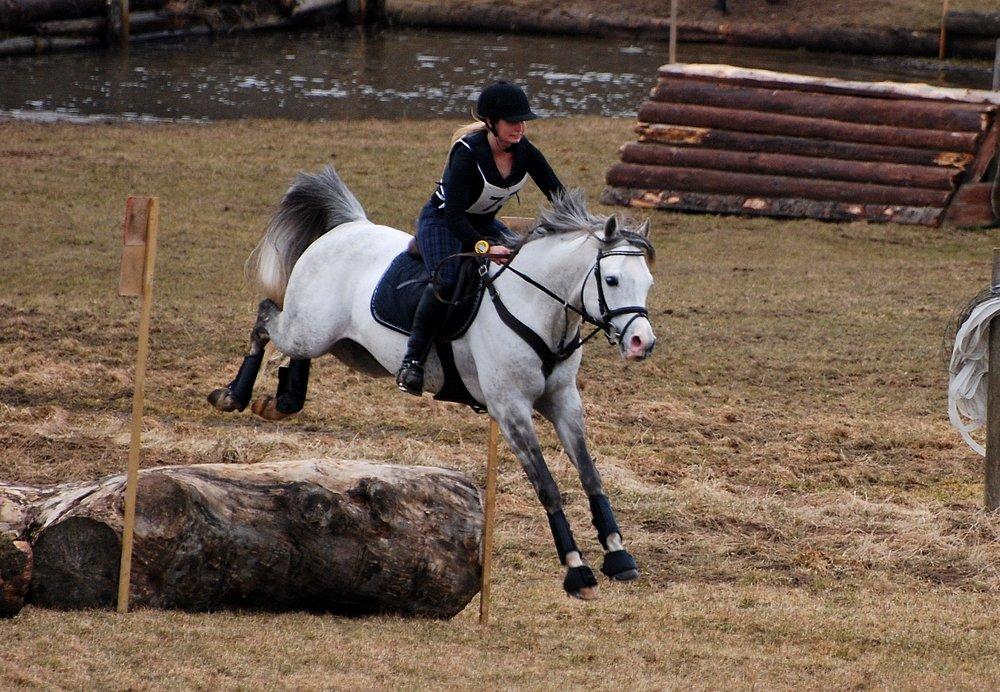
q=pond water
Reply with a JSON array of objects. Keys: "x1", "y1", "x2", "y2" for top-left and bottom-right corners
[{"x1": 0, "y1": 26, "x2": 994, "y2": 122}]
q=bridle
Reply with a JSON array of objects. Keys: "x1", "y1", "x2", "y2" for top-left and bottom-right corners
[{"x1": 434, "y1": 241, "x2": 650, "y2": 377}]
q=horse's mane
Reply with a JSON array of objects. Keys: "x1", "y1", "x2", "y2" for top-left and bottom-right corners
[{"x1": 520, "y1": 188, "x2": 655, "y2": 263}]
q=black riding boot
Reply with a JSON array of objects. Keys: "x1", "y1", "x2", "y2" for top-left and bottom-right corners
[{"x1": 396, "y1": 284, "x2": 449, "y2": 396}]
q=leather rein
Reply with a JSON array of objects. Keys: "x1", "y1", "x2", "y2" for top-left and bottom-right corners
[{"x1": 434, "y1": 243, "x2": 650, "y2": 378}]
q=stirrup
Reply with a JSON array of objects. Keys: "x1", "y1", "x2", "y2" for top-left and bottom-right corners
[{"x1": 396, "y1": 359, "x2": 425, "y2": 396}]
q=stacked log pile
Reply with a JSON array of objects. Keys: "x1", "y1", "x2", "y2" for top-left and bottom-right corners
[
  {"x1": 0, "y1": 459, "x2": 483, "y2": 618},
  {"x1": 603, "y1": 64, "x2": 1000, "y2": 227}
]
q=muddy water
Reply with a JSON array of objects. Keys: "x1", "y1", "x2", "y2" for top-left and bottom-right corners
[{"x1": 0, "y1": 27, "x2": 994, "y2": 122}]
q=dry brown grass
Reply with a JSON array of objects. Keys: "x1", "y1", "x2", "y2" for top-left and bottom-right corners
[{"x1": 1, "y1": 117, "x2": 1000, "y2": 687}]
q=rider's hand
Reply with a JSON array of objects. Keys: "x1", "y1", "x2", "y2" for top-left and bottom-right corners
[{"x1": 489, "y1": 245, "x2": 512, "y2": 265}]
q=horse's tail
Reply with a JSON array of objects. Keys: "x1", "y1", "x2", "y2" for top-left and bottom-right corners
[{"x1": 246, "y1": 165, "x2": 367, "y2": 306}]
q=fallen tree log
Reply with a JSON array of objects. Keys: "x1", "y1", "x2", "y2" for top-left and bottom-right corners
[
  {"x1": 637, "y1": 101, "x2": 982, "y2": 152},
  {"x1": 619, "y1": 142, "x2": 961, "y2": 190},
  {"x1": 634, "y1": 123, "x2": 975, "y2": 169},
  {"x1": 945, "y1": 11, "x2": 1000, "y2": 38},
  {"x1": 0, "y1": 459, "x2": 483, "y2": 618},
  {"x1": 632, "y1": 122, "x2": 977, "y2": 170},
  {"x1": 606, "y1": 162, "x2": 952, "y2": 207},
  {"x1": 0, "y1": 537, "x2": 32, "y2": 617},
  {"x1": 658, "y1": 64, "x2": 1000, "y2": 106},
  {"x1": 600, "y1": 186, "x2": 944, "y2": 226},
  {"x1": 651, "y1": 78, "x2": 991, "y2": 132},
  {"x1": 0, "y1": 0, "x2": 164, "y2": 30}
]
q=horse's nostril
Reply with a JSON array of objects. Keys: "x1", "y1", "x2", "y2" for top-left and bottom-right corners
[{"x1": 630, "y1": 335, "x2": 642, "y2": 349}]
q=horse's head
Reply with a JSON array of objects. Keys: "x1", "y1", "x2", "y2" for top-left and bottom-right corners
[{"x1": 582, "y1": 215, "x2": 656, "y2": 361}]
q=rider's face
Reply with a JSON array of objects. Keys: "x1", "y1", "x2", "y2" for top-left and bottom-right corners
[{"x1": 494, "y1": 118, "x2": 526, "y2": 147}]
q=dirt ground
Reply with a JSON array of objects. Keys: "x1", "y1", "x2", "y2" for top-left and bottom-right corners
[{"x1": 1, "y1": 117, "x2": 999, "y2": 687}]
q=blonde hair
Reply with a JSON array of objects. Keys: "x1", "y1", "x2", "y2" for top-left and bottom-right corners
[{"x1": 451, "y1": 121, "x2": 487, "y2": 144}]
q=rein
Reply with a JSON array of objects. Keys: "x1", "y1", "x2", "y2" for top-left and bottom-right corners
[{"x1": 432, "y1": 242, "x2": 649, "y2": 377}]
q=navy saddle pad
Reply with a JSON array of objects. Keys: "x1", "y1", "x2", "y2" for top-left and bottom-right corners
[{"x1": 370, "y1": 251, "x2": 486, "y2": 340}]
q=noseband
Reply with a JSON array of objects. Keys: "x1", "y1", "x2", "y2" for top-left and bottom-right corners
[{"x1": 478, "y1": 245, "x2": 650, "y2": 377}]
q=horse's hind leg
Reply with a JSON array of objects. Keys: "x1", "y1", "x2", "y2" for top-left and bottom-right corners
[
  {"x1": 250, "y1": 357, "x2": 311, "y2": 421},
  {"x1": 536, "y1": 385, "x2": 640, "y2": 583},
  {"x1": 207, "y1": 299, "x2": 274, "y2": 413}
]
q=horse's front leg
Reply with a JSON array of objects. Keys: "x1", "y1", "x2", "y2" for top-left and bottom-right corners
[
  {"x1": 535, "y1": 383, "x2": 640, "y2": 582},
  {"x1": 490, "y1": 399, "x2": 600, "y2": 600}
]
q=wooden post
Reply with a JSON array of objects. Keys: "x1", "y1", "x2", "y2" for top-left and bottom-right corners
[
  {"x1": 938, "y1": 0, "x2": 950, "y2": 60},
  {"x1": 106, "y1": 0, "x2": 129, "y2": 47},
  {"x1": 988, "y1": 249, "x2": 1000, "y2": 511},
  {"x1": 668, "y1": 0, "x2": 678, "y2": 64},
  {"x1": 479, "y1": 418, "x2": 499, "y2": 625},
  {"x1": 116, "y1": 196, "x2": 159, "y2": 613}
]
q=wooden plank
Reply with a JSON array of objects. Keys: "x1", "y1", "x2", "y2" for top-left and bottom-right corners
[
  {"x1": 620, "y1": 142, "x2": 959, "y2": 190},
  {"x1": 943, "y1": 183, "x2": 998, "y2": 227},
  {"x1": 652, "y1": 78, "x2": 991, "y2": 132},
  {"x1": 637, "y1": 101, "x2": 981, "y2": 152},
  {"x1": 634, "y1": 123, "x2": 975, "y2": 169},
  {"x1": 479, "y1": 418, "x2": 500, "y2": 626},
  {"x1": 656, "y1": 63, "x2": 1000, "y2": 106},
  {"x1": 117, "y1": 195, "x2": 159, "y2": 614},
  {"x1": 606, "y1": 163, "x2": 952, "y2": 207},
  {"x1": 600, "y1": 186, "x2": 944, "y2": 226},
  {"x1": 965, "y1": 117, "x2": 999, "y2": 182}
]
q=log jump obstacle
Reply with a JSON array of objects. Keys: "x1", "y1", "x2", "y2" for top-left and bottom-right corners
[{"x1": 603, "y1": 64, "x2": 1000, "y2": 228}]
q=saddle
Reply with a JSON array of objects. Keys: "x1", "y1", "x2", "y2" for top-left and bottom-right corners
[{"x1": 370, "y1": 249, "x2": 489, "y2": 411}]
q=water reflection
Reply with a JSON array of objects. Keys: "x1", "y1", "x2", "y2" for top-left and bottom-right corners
[{"x1": 0, "y1": 26, "x2": 993, "y2": 122}]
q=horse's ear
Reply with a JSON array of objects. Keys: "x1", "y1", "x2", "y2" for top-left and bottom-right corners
[
  {"x1": 602, "y1": 216, "x2": 618, "y2": 241},
  {"x1": 637, "y1": 218, "x2": 650, "y2": 239}
]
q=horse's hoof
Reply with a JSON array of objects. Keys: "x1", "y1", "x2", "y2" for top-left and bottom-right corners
[
  {"x1": 570, "y1": 585, "x2": 600, "y2": 601},
  {"x1": 208, "y1": 388, "x2": 245, "y2": 413},
  {"x1": 601, "y1": 549, "x2": 640, "y2": 582},
  {"x1": 251, "y1": 396, "x2": 292, "y2": 421},
  {"x1": 563, "y1": 565, "x2": 599, "y2": 600}
]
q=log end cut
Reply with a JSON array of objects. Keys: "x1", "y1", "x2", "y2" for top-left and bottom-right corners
[
  {"x1": 29, "y1": 516, "x2": 120, "y2": 610},
  {"x1": 0, "y1": 536, "x2": 33, "y2": 617}
]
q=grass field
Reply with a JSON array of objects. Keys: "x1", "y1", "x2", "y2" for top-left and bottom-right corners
[{"x1": 2, "y1": 117, "x2": 1000, "y2": 688}]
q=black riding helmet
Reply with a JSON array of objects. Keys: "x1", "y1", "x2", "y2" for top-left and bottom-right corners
[{"x1": 476, "y1": 81, "x2": 538, "y2": 125}]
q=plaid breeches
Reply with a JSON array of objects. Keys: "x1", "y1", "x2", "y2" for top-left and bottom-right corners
[{"x1": 415, "y1": 201, "x2": 510, "y2": 290}]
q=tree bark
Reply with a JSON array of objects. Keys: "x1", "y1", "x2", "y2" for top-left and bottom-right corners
[
  {"x1": 0, "y1": 537, "x2": 32, "y2": 617},
  {"x1": 657, "y1": 64, "x2": 1000, "y2": 106},
  {"x1": 0, "y1": 459, "x2": 484, "y2": 618},
  {"x1": 945, "y1": 11, "x2": 1000, "y2": 38},
  {"x1": 606, "y1": 162, "x2": 952, "y2": 208},
  {"x1": 633, "y1": 123, "x2": 975, "y2": 170},
  {"x1": 619, "y1": 142, "x2": 960, "y2": 191},
  {"x1": 651, "y1": 78, "x2": 991, "y2": 132},
  {"x1": 600, "y1": 186, "x2": 944, "y2": 227},
  {"x1": 637, "y1": 101, "x2": 982, "y2": 152}
]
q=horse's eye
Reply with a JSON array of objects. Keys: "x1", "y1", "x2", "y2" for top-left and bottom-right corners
[{"x1": 604, "y1": 276, "x2": 619, "y2": 287}]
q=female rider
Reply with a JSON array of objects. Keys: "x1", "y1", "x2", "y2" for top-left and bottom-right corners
[{"x1": 396, "y1": 80, "x2": 565, "y2": 395}]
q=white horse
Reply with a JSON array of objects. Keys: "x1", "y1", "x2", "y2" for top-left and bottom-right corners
[{"x1": 209, "y1": 167, "x2": 657, "y2": 598}]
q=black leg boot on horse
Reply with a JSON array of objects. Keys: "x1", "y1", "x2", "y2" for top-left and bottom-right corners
[
  {"x1": 396, "y1": 283, "x2": 450, "y2": 396},
  {"x1": 252, "y1": 358, "x2": 311, "y2": 421},
  {"x1": 549, "y1": 510, "x2": 599, "y2": 599},
  {"x1": 208, "y1": 301, "x2": 274, "y2": 413},
  {"x1": 590, "y1": 494, "x2": 639, "y2": 581}
]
